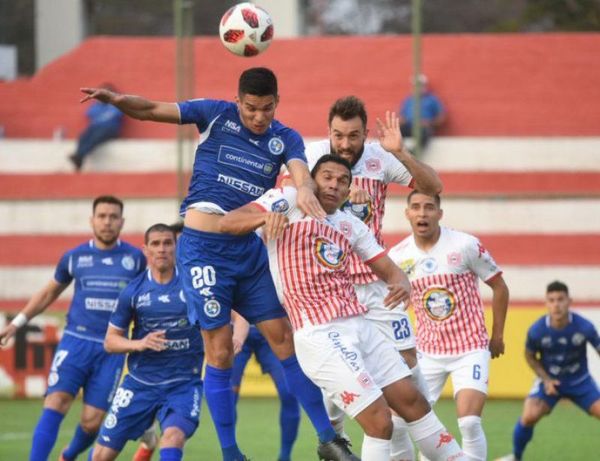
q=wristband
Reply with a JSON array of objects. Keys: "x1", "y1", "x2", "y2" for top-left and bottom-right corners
[{"x1": 11, "y1": 313, "x2": 28, "y2": 328}]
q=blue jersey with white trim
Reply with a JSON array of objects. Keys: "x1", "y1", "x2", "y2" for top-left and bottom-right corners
[
  {"x1": 110, "y1": 269, "x2": 204, "y2": 385},
  {"x1": 526, "y1": 312, "x2": 600, "y2": 386},
  {"x1": 54, "y1": 240, "x2": 146, "y2": 342},
  {"x1": 177, "y1": 99, "x2": 306, "y2": 214}
]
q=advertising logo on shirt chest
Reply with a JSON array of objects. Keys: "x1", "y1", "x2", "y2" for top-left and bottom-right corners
[
  {"x1": 218, "y1": 145, "x2": 276, "y2": 178},
  {"x1": 314, "y1": 237, "x2": 347, "y2": 270},
  {"x1": 422, "y1": 287, "x2": 456, "y2": 321}
]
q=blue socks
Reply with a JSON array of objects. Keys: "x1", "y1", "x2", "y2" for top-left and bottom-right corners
[
  {"x1": 62, "y1": 424, "x2": 97, "y2": 460},
  {"x1": 30, "y1": 408, "x2": 65, "y2": 461},
  {"x1": 204, "y1": 365, "x2": 245, "y2": 460},
  {"x1": 280, "y1": 355, "x2": 336, "y2": 443},
  {"x1": 160, "y1": 447, "x2": 183, "y2": 461},
  {"x1": 513, "y1": 419, "x2": 534, "y2": 460},
  {"x1": 272, "y1": 368, "x2": 301, "y2": 461}
]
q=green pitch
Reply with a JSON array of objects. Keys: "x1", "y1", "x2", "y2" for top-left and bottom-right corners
[{"x1": 0, "y1": 398, "x2": 596, "y2": 459}]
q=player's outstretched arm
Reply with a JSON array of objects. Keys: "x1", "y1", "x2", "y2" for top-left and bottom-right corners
[
  {"x1": 80, "y1": 87, "x2": 180, "y2": 123},
  {"x1": 486, "y1": 274, "x2": 509, "y2": 358},
  {"x1": 0, "y1": 279, "x2": 68, "y2": 347},
  {"x1": 367, "y1": 255, "x2": 411, "y2": 309},
  {"x1": 104, "y1": 325, "x2": 167, "y2": 353},
  {"x1": 287, "y1": 160, "x2": 326, "y2": 219},
  {"x1": 376, "y1": 110, "x2": 443, "y2": 195},
  {"x1": 219, "y1": 204, "x2": 288, "y2": 240}
]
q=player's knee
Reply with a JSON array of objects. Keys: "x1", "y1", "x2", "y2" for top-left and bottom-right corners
[
  {"x1": 205, "y1": 347, "x2": 234, "y2": 368},
  {"x1": 161, "y1": 427, "x2": 186, "y2": 448},
  {"x1": 588, "y1": 399, "x2": 600, "y2": 419},
  {"x1": 359, "y1": 403, "x2": 393, "y2": 439},
  {"x1": 457, "y1": 415, "x2": 483, "y2": 439},
  {"x1": 81, "y1": 411, "x2": 105, "y2": 434},
  {"x1": 520, "y1": 410, "x2": 543, "y2": 426},
  {"x1": 91, "y1": 444, "x2": 116, "y2": 461},
  {"x1": 44, "y1": 391, "x2": 72, "y2": 414}
]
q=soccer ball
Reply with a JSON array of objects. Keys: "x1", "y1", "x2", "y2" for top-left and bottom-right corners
[{"x1": 219, "y1": 3, "x2": 274, "y2": 57}]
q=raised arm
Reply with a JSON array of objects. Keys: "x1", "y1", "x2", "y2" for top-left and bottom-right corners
[
  {"x1": 367, "y1": 255, "x2": 411, "y2": 309},
  {"x1": 80, "y1": 87, "x2": 180, "y2": 123},
  {"x1": 377, "y1": 110, "x2": 443, "y2": 195},
  {"x1": 0, "y1": 279, "x2": 68, "y2": 346},
  {"x1": 287, "y1": 159, "x2": 326, "y2": 219},
  {"x1": 486, "y1": 274, "x2": 510, "y2": 359},
  {"x1": 104, "y1": 325, "x2": 167, "y2": 354}
]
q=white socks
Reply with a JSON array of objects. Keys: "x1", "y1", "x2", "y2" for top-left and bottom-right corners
[
  {"x1": 391, "y1": 415, "x2": 415, "y2": 461},
  {"x1": 408, "y1": 411, "x2": 466, "y2": 460},
  {"x1": 362, "y1": 434, "x2": 391, "y2": 461},
  {"x1": 410, "y1": 364, "x2": 432, "y2": 404},
  {"x1": 458, "y1": 415, "x2": 486, "y2": 461}
]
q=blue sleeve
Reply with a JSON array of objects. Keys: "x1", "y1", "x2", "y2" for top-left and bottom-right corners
[
  {"x1": 584, "y1": 319, "x2": 600, "y2": 350},
  {"x1": 525, "y1": 324, "x2": 538, "y2": 352},
  {"x1": 109, "y1": 283, "x2": 135, "y2": 330},
  {"x1": 53, "y1": 251, "x2": 73, "y2": 285},
  {"x1": 177, "y1": 99, "x2": 231, "y2": 131},
  {"x1": 283, "y1": 129, "x2": 307, "y2": 165}
]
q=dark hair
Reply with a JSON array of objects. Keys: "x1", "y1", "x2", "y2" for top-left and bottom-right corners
[
  {"x1": 328, "y1": 96, "x2": 367, "y2": 128},
  {"x1": 93, "y1": 195, "x2": 123, "y2": 214},
  {"x1": 238, "y1": 67, "x2": 278, "y2": 97},
  {"x1": 546, "y1": 280, "x2": 569, "y2": 295},
  {"x1": 144, "y1": 223, "x2": 176, "y2": 244},
  {"x1": 170, "y1": 220, "x2": 184, "y2": 236},
  {"x1": 407, "y1": 189, "x2": 441, "y2": 207},
  {"x1": 310, "y1": 154, "x2": 353, "y2": 182}
]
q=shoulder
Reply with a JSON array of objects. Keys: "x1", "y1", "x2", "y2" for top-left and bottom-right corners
[
  {"x1": 528, "y1": 316, "x2": 547, "y2": 335},
  {"x1": 270, "y1": 120, "x2": 303, "y2": 142},
  {"x1": 122, "y1": 271, "x2": 148, "y2": 297},
  {"x1": 120, "y1": 241, "x2": 144, "y2": 256},
  {"x1": 305, "y1": 140, "x2": 330, "y2": 165},
  {"x1": 572, "y1": 312, "x2": 595, "y2": 330}
]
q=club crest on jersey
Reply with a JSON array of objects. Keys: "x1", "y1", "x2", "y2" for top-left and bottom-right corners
[
  {"x1": 341, "y1": 199, "x2": 373, "y2": 224},
  {"x1": 271, "y1": 198, "x2": 289, "y2": 213},
  {"x1": 572, "y1": 333, "x2": 585, "y2": 346},
  {"x1": 268, "y1": 137, "x2": 285, "y2": 155},
  {"x1": 338, "y1": 220, "x2": 352, "y2": 238},
  {"x1": 447, "y1": 252, "x2": 462, "y2": 267},
  {"x1": 422, "y1": 287, "x2": 456, "y2": 321},
  {"x1": 365, "y1": 158, "x2": 381, "y2": 172},
  {"x1": 204, "y1": 299, "x2": 221, "y2": 318},
  {"x1": 121, "y1": 255, "x2": 135, "y2": 271},
  {"x1": 314, "y1": 237, "x2": 346, "y2": 269}
]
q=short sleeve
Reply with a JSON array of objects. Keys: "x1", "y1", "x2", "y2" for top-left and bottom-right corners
[
  {"x1": 377, "y1": 144, "x2": 413, "y2": 186},
  {"x1": 346, "y1": 215, "x2": 385, "y2": 262},
  {"x1": 282, "y1": 129, "x2": 307, "y2": 165},
  {"x1": 525, "y1": 325, "x2": 538, "y2": 352},
  {"x1": 253, "y1": 187, "x2": 297, "y2": 215},
  {"x1": 584, "y1": 319, "x2": 600, "y2": 350},
  {"x1": 109, "y1": 283, "x2": 136, "y2": 331},
  {"x1": 54, "y1": 251, "x2": 74, "y2": 285},
  {"x1": 464, "y1": 235, "x2": 502, "y2": 282},
  {"x1": 304, "y1": 140, "x2": 330, "y2": 170},
  {"x1": 176, "y1": 99, "x2": 231, "y2": 130}
]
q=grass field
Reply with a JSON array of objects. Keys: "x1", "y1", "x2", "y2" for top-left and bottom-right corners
[{"x1": 0, "y1": 397, "x2": 597, "y2": 460}]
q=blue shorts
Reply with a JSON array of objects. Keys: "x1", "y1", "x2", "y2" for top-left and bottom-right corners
[
  {"x1": 46, "y1": 333, "x2": 124, "y2": 411},
  {"x1": 176, "y1": 227, "x2": 286, "y2": 330},
  {"x1": 231, "y1": 327, "x2": 282, "y2": 387},
  {"x1": 97, "y1": 375, "x2": 203, "y2": 451},
  {"x1": 529, "y1": 374, "x2": 600, "y2": 412}
]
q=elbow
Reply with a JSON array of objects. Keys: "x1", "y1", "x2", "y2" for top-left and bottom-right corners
[{"x1": 104, "y1": 339, "x2": 116, "y2": 354}]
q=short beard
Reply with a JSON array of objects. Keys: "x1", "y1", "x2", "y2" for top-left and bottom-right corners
[
  {"x1": 95, "y1": 234, "x2": 118, "y2": 247},
  {"x1": 330, "y1": 143, "x2": 364, "y2": 168}
]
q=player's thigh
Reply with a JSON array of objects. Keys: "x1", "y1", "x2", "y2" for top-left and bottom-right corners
[
  {"x1": 91, "y1": 443, "x2": 119, "y2": 461},
  {"x1": 256, "y1": 316, "x2": 294, "y2": 360},
  {"x1": 292, "y1": 317, "x2": 383, "y2": 419},
  {"x1": 84, "y1": 349, "x2": 125, "y2": 412},
  {"x1": 418, "y1": 352, "x2": 450, "y2": 404},
  {"x1": 449, "y1": 349, "x2": 491, "y2": 401},
  {"x1": 158, "y1": 379, "x2": 203, "y2": 440},
  {"x1": 521, "y1": 396, "x2": 553, "y2": 425},
  {"x1": 588, "y1": 398, "x2": 600, "y2": 418},
  {"x1": 567, "y1": 376, "x2": 600, "y2": 415},
  {"x1": 46, "y1": 334, "x2": 95, "y2": 399},
  {"x1": 201, "y1": 324, "x2": 235, "y2": 367},
  {"x1": 98, "y1": 377, "x2": 158, "y2": 452}
]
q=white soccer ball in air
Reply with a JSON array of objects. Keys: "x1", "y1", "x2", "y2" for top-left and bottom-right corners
[{"x1": 219, "y1": 3, "x2": 274, "y2": 57}]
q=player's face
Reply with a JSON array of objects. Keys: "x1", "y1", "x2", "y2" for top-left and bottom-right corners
[
  {"x1": 314, "y1": 161, "x2": 352, "y2": 214},
  {"x1": 144, "y1": 231, "x2": 176, "y2": 273},
  {"x1": 405, "y1": 193, "x2": 443, "y2": 240},
  {"x1": 91, "y1": 203, "x2": 124, "y2": 248},
  {"x1": 329, "y1": 116, "x2": 368, "y2": 167},
  {"x1": 546, "y1": 290, "x2": 571, "y2": 322},
  {"x1": 236, "y1": 93, "x2": 278, "y2": 135}
]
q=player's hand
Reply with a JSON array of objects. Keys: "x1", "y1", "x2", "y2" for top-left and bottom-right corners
[
  {"x1": 383, "y1": 282, "x2": 411, "y2": 310},
  {"x1": 0, "y1": 324, "x2": 17, "y2": 347},
  {"x1": 296, "y1": 185, "x2": 326, "y2": 220},
  {"x1": 348, "y1": 186, "x2": 370, "y2": 205},
  {"x1": 79, "y1": 87, "x2": 115, "y2": 104},
  {"x1": 263, "y1": 212, "x2": 289, "y2": 241},
  {"x1": 489, "y1": 336, "x2": 505, "y2": 358},
  {"x1": 138, "y1": 330, "x2": 167, "y2": 352},
  {"x1": 232, "y1": 336, "x2": 244, "y2": 355},
  {"x1": 376, "y1": 111, "x2": 405, "y2": 155},
  {"x1": 543, "y1": 378, "x2": 560, "y2": 396}
]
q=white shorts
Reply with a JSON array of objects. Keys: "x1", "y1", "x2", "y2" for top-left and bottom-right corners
[
  {"x1": 419, "y1": 349, "x2": 491, "y2": 404},
  {"x1": 294, "y1": 315, "x2": 411, "y2": 418},
  {"x1": 357, "y1": 279, "x2": 416, "y2": 351}
]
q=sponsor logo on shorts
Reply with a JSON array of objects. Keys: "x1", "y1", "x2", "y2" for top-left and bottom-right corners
[
  {"x1": 327, "y1": 331, "x2": 360, "y2": 371},
  {"x1": 268, "y1": 137, "x2": 285, "y2": 155},
  {"x1": 217, "y1": 174, "x2": 265, "y2": 197},
  {"x1": 84, "y1": 297, "x2": 118, "y2": 312},
  {"x1": 341, "y1": 199, "x2": 373, "y2": 224},
  {"x1": 121, "y1": 255, "x2": 135, "y2": 271},
  {"x1": 357, "y1": 372, "x2": 375, "y2": 389},
  {"x1": 191, "y1": 387, "x2": 201, "y2": 417},
  {"x1": 340, "y1": 390, "x2": 360, "y2": 407},
  {"x1": 422, "y1": 287, "x2": 456, "y2": 321},
  {"x1": 314, "y1": 237, "x2": 347, "y2": 270},
  {"x1": 48, "y1": 372, "x2": 59, "y2": 387},
  {"x1": 204, "y1": 299, "x2": 221, "y2": 318},
  {"x1": 271, "y1": 198, "x2": 289, "y2": 213},
  {"x1": 104, "y1": 414, "x2": 118, "y2": 429},
  {"x1": 218, "y1": 146, "x2": 276, "y2": 178}
]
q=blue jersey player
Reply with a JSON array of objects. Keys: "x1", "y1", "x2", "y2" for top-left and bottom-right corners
[
  {"x1": 231, "y1": 313, "x2": 300, "y2": 461},
  {"x1": 91, "y1": 224, "x2": 204, "y2": 461},
  {"x1": 498, "y1": 281, "x2": 600, "y2": 461},
  {"x1": 0, "y1": 195, "x2": 146, "y2": 461},
  {"x1": 80, "y1": 68, "x2": 357, "y2": 461}
]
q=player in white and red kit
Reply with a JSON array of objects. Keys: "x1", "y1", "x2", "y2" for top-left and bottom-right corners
[
  {"x1": 305, "y1": 96, "x2": 443, "y2": 460},
  {"x1": 388, "y1": 191, "x2": 510, "y2": 461},
  {"x1": 220, "y1": 155, "x2": 466, "y2": 461}
]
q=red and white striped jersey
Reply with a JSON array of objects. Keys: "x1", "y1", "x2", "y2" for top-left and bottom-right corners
[
  {"x1": 387, "y1": 227, "x2": 502, "y2": 355},
  {"x1": 306, "y1": 140, "x2": 414, "y2": 285},
  {"x1": 253, "y1": 187, "x2": 386, "y2": 330}
]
